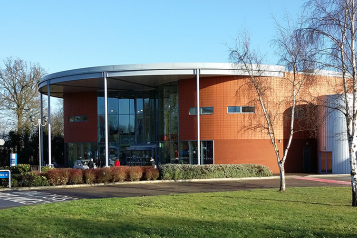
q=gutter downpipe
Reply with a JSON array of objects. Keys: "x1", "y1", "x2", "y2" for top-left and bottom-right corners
[
  {"x1": 196, "y1": 69, "x2": 201, "y2": 165},
  {"x1": 104, "y1": 72, "x2": 109, "y2": 167}
]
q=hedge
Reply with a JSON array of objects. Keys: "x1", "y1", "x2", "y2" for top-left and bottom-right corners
[
  {"x1": 159, "y1": 164, "x2": 273, "y2": 180},
  {"x1": 1, "y1": 163, "x2": 271, "y2": 188}
]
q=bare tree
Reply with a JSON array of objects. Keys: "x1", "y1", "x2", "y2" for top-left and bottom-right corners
[
  {"x1": 304, "y1": 0, "x2": 357, "y2": 206},
  {"x1": 229, "y1": 23, "x2": 318, "y2": 191},
  {"x1": 0, "y1": 57, "x2": 46, "y2": 132},
  {"x1": 50, "y1": 100, "x2": 64, "y2": 137}
]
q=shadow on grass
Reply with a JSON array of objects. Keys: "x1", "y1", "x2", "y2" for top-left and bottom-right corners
[
  {"x1": 208, "y1": 194, "x2": 351, "y2": 207},
  {"x1": 0, "y1": 211, "x2": 355, "y2": 238}
]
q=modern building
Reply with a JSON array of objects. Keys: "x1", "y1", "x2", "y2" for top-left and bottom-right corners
[{"x1": 38, "y1": 63, "x2": 348, "y2": 173}]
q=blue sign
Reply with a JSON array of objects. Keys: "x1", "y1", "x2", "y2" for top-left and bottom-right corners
[
  {"x1": 10, "y1": 153, "x2": 17, "y2": 167},
  {"x1": 0, "y1": 171, "x2": 9, "y2": 178}
]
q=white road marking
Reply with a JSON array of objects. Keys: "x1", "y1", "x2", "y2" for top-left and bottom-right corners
[{"x1": 0, "y1": 191, "x2": 77, "y2": 206}]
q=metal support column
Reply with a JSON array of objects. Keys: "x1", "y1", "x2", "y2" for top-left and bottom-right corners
[
  {"x1": 196, "y1": 69, "x2": 201, "y2": 165},
  {"x1": 104, "y1": 72, "x2": 109, "y2": 167},
  {"x1": 47, "y1": 82, "x2": 52, "y2": 166},
  {"x1": 40, "y1": 94, "x2": 44, "y2": 166}
]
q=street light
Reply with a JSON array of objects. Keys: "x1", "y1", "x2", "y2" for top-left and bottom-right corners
[{"x1": 30, "y1": 115, "x2": 48, "y2": 173}]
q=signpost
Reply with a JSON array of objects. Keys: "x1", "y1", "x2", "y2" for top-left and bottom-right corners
[
  {"x1": 10, "y1": 153, "x2": 17, "y2": 167},
  {"x1": 0, "y1": 170, "x2": 11, "y2": 188}
]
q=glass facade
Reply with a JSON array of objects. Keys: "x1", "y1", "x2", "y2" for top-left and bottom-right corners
[{"x1": 66, "y1": 81, "x2": 214, "y2": 167}]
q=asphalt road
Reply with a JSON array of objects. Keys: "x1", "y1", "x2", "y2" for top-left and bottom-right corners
[{"x1": 0, "y1": 175, "x2": 351, "y2": 209}]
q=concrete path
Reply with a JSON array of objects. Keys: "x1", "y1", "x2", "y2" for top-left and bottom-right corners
[{"x1": 0, "y1": 174, "x2": 351, "y2": 209}]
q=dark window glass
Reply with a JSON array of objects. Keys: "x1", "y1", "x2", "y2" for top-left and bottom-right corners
[
  {"x1": 189, "y1": 107, "x2": 213, "y2": 115},
  {"x1": 201, "y1": 107, "x2": 213, "y2": 114},
  {"x1": 189, "y1": 108, "x2": 197, "y2": 115},
  {"x1": 242, "y1": 106, "x2": 255, "y2": 113}
]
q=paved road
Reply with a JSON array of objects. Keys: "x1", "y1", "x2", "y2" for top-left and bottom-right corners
[{"x1": 0, "y1": 175, "x2": 351, "y2": 209}]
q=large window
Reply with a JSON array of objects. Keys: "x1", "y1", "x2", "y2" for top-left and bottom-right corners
[
  {"x1": 189, "y1": 107, "x2": 214, "y2": 115},
  {"x1": 178, "y1": 140, "x2": 214, "y2": 165},
  {"x1": 227, "y1": 106, "x2": 255, "y2": 114}
]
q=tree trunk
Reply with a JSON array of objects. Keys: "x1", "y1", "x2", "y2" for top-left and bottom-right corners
[
  {"x1": 349, "y1": 140, "x2": 357, "y2": 206},
  {"x1": 279, "y1": 161, "x2": 286, "y2": 191}
]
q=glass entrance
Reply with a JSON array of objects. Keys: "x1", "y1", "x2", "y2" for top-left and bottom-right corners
[{"x1": 125, "y1": 146, "x2": 156, "y2": 166}]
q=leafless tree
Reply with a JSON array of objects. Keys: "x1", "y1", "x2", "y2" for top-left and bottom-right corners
[
  {"x1": 50, "y1": 102, "x2": 64, "y2": 137},
  {"x1": 0, "y1": 57, "x2": 46, "y2": 133},
  {"x1": 229, "y1": 21, "x2": 318, "y2": 191},
  {"x1": 304, "y1": 0, "x2": 357, "y2": 206}
]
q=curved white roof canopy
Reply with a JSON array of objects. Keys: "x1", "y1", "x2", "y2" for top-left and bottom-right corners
[{"x1": 38, "y1": 63, "x2": 286, "y2": 98}]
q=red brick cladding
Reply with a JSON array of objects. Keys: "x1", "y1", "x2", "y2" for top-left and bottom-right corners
[{"x1": 63, "y1": 91, "x2": 97, "y2": 143}]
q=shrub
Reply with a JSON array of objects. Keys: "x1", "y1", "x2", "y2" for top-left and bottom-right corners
[
  {"x1": 111, "y1": 166, "x2": 128, "y2": 182},
  {"x1": 9, "y1": 164, "x2": 31, "y2": 175},
  {"x1": 128, "y1": 166, "x2": 143, "y2": 181},
  {"x1": 69, "y1": 169, "x2": 83, "y2": 184},
  {"x1": 96, "y1": 168, "x2": 112, "y2": 183},
  {"x1": 159, "y1": 164, "x2": 273, "y2": 180},
  {"x1": 145, "y1": 168, "x2": 159, "y2": 180},
  {"x1": 41, "y1": 166, "x2": 55, "y2": 173},
  {"x1": 83, "y1": 169, "x2": 96, "y2": 184},
  {"x1": 19, "y1": 172, "x2": 50, "y2": 187},
  {"x1": 47, "y1": 168, "x2": 70, "y2": 186}
]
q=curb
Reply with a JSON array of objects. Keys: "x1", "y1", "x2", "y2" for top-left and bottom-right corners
[
  {"x1": 0, "y1": 174, "x2": 349, "y2": 192},
  {"x1": 0, "y1": 176, "x2": 281, "y2": 192}
]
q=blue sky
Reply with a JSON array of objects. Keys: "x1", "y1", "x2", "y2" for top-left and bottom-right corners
[{"x1": 0, "y1": 0, "x2": 306, "y2": 75}]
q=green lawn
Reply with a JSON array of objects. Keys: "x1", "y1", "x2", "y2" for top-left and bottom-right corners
[{"x1": 0, "y1": 187, "x2": 356, "y2": 238}]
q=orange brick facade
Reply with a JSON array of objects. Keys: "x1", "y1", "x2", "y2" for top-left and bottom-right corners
[{"x1": 178, "y1": 73, "x2": 340, "y2": 173}]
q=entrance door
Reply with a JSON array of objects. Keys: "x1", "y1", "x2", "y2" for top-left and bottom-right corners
[
  {"x1": 303, "y1": 147, "x2": 311, "y2": 173},
  {"x1": 320, "y1": 151, "x2": 332, "y2": 173}
]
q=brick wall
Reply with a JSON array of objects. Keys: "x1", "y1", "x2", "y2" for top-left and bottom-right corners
[
  {"x1": 63, "y1": 91, "x2": 97, "y2": 143},
  {"x1": 178, "y1": 74, "x2": 341, "y2": 173}
]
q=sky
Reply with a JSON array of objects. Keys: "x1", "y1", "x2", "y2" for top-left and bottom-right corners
[{"x1": 0, "y1": 0, "x2": 307, "y2": 75}]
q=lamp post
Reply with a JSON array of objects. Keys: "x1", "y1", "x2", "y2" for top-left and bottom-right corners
[{"x1": 30, "y1": 115, "x2": 47, "y2": 173}]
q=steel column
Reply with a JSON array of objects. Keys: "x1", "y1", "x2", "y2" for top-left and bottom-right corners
[
  {"x1": 104, "y1": 72, "x2": 109, "y2": 167},
  {"x1": 196, "y1": 69, "x2": 201, "y2": 165}
]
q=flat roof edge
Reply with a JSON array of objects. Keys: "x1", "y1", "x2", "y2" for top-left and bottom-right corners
[{"x1": 40, "y1": 63, "x2": 286, "y2": 84}]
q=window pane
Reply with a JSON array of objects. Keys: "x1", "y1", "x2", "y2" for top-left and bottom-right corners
[
  {"x1": 98, "y1": 115, "x2": 105, "y2": 142},
  {"x1": 119, "y1": 99, "x2": 129, "y2": 114},
  {"x1": 97, "y1": 97, "x2": 105, "y2": 115},
  {"x1": 242, "y1": 106, "x2": 255, "y2": 113},
  {"x1": 227, "y1": 106, "x2": 241, "y2": 113},
  {"x1": 130, "y1": 99, "x2": 135, "y2": 115},
  {"x1": 108, "y1": 98, "x2": 118, "y2": 114},
  {"x1": 119, "y1": 115, "x2": 129, "y2": 134},
  {"x1": 129, "y1": 115, "x2": 135, "y2": 135},
  {"x1": 108, "y1": 115, "x2": 119, "y2": 142},
  {"x1": 82, "y1": 115, "x2": 88, "y2": 121},
  {"x1": 137, "y1": 98, "x2": 143, "y2": 115},
  {"x1": 201, "y1": 107, "x2": 213, "y2": 114},
  {"x1": 189, "y1": 108, "x2": 197, "y2": 115},
  {"x1": 69, "y1": 116, "x2": 74, "y2": 122}
]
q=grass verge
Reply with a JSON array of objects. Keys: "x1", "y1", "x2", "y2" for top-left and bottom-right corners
[{"x1": 0, "y1": 187, "x2": 356, "y2": 237}]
